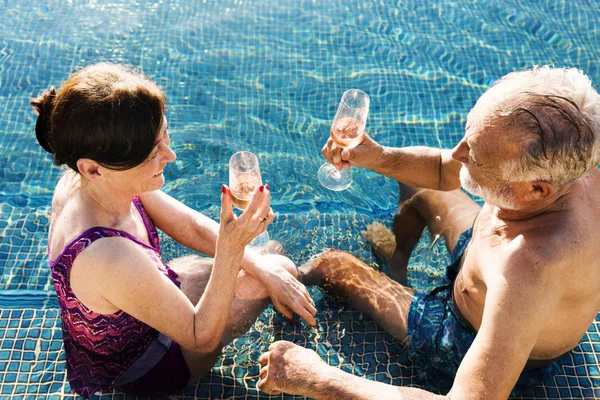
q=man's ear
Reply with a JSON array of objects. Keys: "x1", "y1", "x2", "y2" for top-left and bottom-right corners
[
  {"x1": 76, "y1": 158, "x2": 104, "y2": 181},
  {"x1": 527, "y1": 180, "x2": 555, "y2": 201}
]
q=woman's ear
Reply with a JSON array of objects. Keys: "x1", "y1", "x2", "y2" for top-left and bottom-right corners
[{"x1": 77, "y1": 158, "x2": 104, "y2": 181}]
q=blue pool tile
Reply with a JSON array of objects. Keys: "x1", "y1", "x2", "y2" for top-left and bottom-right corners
[
  {"x1": 14, "y1": 385, "x2": 27, "y2": 394},
  {"x1": 2, "y1": 340, "x2": 14, "y2": 349},
  {"x1": 0, "y1": 1, "x2": 599, "y2": 399}
]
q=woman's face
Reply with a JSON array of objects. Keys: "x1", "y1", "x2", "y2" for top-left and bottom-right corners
[{"x1": 112, "y1": 116, "x2": 177, "y2": 194}]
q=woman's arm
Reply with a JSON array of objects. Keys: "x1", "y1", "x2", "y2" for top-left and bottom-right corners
[
  {"x1": 76, "y1": 186, "x2": 270, "y2": 353},
  {"x1": 139, "y1": 190, "x2": 220, "y2": 256},
  {"x1": 139, "y1": 189, "x2": 317, "y2": 326}
]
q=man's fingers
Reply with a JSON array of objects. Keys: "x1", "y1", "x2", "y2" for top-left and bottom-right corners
[
  {"x1": 321, "y1": 143, "x2": 331, "y2": 162},
  {"x1": 258, "y1": 351, "x2": 269, "y2": 366},
  {"x1": 321, "y1": 140, "x2": 331, "y2": 162},
  {"x1": 259, "y1": 365, "x2": 268, "y2": 379},
  {"x1": 258, "y1": 376, "x2": 282, "y2": 396},
  {"x1": 268, "y1": 341, "x2": 282, "y2": 351},
  {"x1": 341, "y1": 148, "x2": 353, "y2": 162},
  {"x1": 257, "y1": 376, "x2": 269, "y2": 392},
  {"x1": 332, "y1": 149, "x2": 341, "y2": 166}
]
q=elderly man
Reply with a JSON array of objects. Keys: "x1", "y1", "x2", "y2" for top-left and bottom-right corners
[{"x1": 258, "y1": 67, "x2": 600, "y2": 399}]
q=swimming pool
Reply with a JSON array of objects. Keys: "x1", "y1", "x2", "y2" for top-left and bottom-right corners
[{"x1": 0, "y1": 0, "x2": 598, "y2": 398}]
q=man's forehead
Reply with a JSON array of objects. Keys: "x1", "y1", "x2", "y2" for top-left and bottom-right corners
[
  {"x1": 463, "y1": 115, "x2": 511, "y2": 149},
  {"x1": 464, "y1": 110, "x2": 485, "y2": 137}
]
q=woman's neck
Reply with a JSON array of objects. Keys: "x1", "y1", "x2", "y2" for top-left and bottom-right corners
[{"x1": 77, "y1": 176, "x2": 136, "y2": 221}]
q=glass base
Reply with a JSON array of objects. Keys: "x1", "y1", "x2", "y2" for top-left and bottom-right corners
[
  {"x1": 318, "y1": 163, "x2": 352, "y2": 191},
  {"x1": 247, "y1": 230, "x2": 270, "y2": 252}
]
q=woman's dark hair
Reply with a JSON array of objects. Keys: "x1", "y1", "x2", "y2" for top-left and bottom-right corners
[{"x1": 30, "y1": 63, "x2": 166, "y2": 172}]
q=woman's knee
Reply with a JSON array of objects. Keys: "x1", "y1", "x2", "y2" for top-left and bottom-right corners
[
  {"x1": 168, "y1": 255, "x2": 213, "y2": 304},
  {"x1": 168, "y1": 255, "x2": 213, "y2": 276},
  {"x1": 264, "y1": 254, "x2": 298, "y2": 278}
]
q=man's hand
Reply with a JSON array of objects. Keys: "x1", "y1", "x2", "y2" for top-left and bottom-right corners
[
  {"x1": 321, "y1": 133, "x2": 383, "y2": 171},
  {"x1": 258, "y1": 341, "x2": 327, "y2": 396},
  {"x1": 260, "y1": 261, "x2": 317, "y2": 327}
]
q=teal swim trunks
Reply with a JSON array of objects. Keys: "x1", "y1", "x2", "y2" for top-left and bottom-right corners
[{"x1": 406, "y1": 228, "x2": 569, "y2": 397}]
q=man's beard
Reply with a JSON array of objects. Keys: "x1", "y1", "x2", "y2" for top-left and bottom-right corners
[{"x1": 459, "y1": 166, "x2": 518, "y2": 210}]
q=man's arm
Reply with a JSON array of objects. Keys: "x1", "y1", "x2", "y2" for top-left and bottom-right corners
[
  {"x1": 448, "y1": 252, "x2": 560, "y2": 399},
  {"x1": 368, "y1": 145, "x2": 461, "y2": 190},
  {"x1": 322, "y1": 134, "x2": 462, "y2": 190},
  {"x1": 259, "y1": 252, "x2": 560, "y2": 399},
  {"x1": 258, "y1": 341, "x2": 447, "y2": 399}
]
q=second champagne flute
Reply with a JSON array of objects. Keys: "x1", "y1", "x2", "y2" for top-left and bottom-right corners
[
  {"x1": 229, "y1": 151, "x2": 269, "y2": 251},
  {"x1": 318, "y1": 89, "x2": 370, "y2": 191}
]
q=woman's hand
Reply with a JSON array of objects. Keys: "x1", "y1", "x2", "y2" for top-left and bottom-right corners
[
  {"x1": 219, "y1": 185, "x2": 317, "y2": 326},
  {"x1": 259, "y1": 260, "x2": 317, "y2": 327},
  {"x1": 217, "y1": 184, "x2": 274, "y2": 253}
]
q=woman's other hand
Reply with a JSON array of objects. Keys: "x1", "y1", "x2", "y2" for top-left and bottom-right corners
[
  {"x1": 259, "y1": 258, "x2": 317, "y2": 327},
  {"x1": 218, "y1": 184, "x2": 274, "y2": 252}
]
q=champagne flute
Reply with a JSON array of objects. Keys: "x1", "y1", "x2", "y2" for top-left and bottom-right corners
[
  {"x1": 318, "y1": 89, "x2": 370, "y2": 191},
  {"x1": 229, "y1": 151, "x2": 269, "y2": 251}
]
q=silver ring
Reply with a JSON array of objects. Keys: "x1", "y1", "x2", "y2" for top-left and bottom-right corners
[{"x1": 259, "y1": 216, "x2": 268, "y2": 223}]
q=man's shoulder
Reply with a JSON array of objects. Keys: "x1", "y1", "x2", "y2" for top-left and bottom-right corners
[{"x1": 498, "y1": 226, "x2": 591, "y2": 290}]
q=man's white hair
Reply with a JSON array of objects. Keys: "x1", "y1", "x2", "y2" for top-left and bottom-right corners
[{"x1": 478, "y1": 66, "x2": 600, "y2": 187}]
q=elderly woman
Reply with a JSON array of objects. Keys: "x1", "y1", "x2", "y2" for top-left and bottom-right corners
[{"x1": 31, "y1": 63, "x2": 316, "y2": 398}]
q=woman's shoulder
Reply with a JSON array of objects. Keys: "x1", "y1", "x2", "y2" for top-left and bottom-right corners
[
  {"x1": 51, "y1": 170, "x2": 81, "y2": 217},
  {"x1": 49, "y1": 171, "x2": 116, "y2": 262},
  {"x1": 69, "y1": 235, "x2": 150, "y2": 315}
]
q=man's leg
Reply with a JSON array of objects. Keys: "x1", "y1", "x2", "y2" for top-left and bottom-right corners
[
  {"x1": 364, "y1": 184, "x2": 481, "y2": 283},
  {"x1": 168, "y1": 251, "x2": 295, "y2": 378},
  {"x1": 402, "y1": 185, "x2": 480, "y2": 254},
  {"x1": 299, "y1": 250, "x2": 414, "y2": 340}
]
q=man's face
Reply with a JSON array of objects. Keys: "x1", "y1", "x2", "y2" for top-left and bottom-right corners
[{"x1": 452, "y1": 113, "x2": 520, "y2": 209}]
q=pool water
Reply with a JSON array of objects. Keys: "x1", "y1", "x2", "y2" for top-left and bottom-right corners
[{"x1": 0, "y1": 0, "x2": 599, "y2": 398}]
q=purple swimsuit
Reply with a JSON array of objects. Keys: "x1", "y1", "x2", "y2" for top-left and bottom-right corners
[{"x1": 50, "y1": 197, "x2": 189, "y2": 397}]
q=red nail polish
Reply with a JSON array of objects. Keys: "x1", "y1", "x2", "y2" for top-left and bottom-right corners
[
  {"x1": 259, "y1": 185, "x2": 264, "y2": 192},
  {"x1": 265, "y1": 184, "x2": 270, "y2": 191},
  {"x1": 222, "y1": 185, "x2": 226, "y2": 194}
]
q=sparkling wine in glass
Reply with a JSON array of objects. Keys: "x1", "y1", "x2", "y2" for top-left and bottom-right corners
[
  {"x1": 229, "y1": 151, "x2": 269, "y2": 250},
  {"x1": 318, "y1": 89, "x2": 370, "y2": 191}
]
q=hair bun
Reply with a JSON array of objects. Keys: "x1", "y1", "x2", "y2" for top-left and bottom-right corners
[{"x1": 30, "y1": 87, "x2": 57, "y2": 154}]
